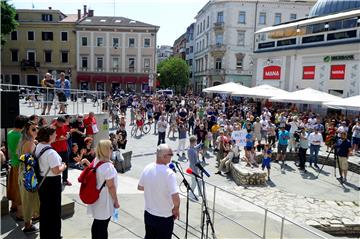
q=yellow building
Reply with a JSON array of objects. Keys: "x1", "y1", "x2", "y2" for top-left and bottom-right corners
[{"x1": 1, "y1": 8, "x2": 78, "y2": 87}]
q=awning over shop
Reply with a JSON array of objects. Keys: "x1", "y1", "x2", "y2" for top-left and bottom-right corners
[
  {"x1": 324, "y1": 95, "x2": 360, "y2": 111},
  {"x1": 93, "y1": 75, "x2": 106, "y2": 82},
  {"x1": 109, "y1": 76, "x2": 123, "y2": 83},
  {"x1": 139, "y1": 76, "x2": 149, "y2": 84},
  {"x1": 203, "y1": 82, "x2": 250, "y2": 94},
  {"x1": 77, "y1": 74, "x2": 91, "y2": 82},
  {"x1": 232, "y1": 84, "x2": 288, "y2": 99},
  {"x1": 123, "y1": 76, "x2": 137, "y2": 84}
]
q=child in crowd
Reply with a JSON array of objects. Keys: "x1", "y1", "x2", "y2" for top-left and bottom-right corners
[
  {"x1": 262, "y1": 149, "x2": 272, "y2": 181},
  {"x1": 243, "y1": 147, "x2": 258, "y2": 168}
]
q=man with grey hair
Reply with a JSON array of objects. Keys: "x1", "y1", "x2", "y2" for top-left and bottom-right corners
[
  {"x1": 187, "y1": 136, "x2": 202, "y2": 201},
  {"x1": 138, "y1": 144, "x2": 180, "y2": 239}
]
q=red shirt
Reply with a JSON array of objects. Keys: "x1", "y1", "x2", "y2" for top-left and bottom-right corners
[
  {"x1": 51, "y1": 124, "x2": 69, "y2": 152},
  {"x1": 84, "y1": 116, "x2": 97, "y2": 135}
]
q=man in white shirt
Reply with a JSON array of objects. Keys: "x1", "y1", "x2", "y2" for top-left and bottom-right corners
[
  {"x1": 157, "y1": 115, "x2": 168, "y2": 145},
  {"x1": 138, "y1": 144, "x2": 180, "y2": 239},
  {"x1": 308, "y1": 127, "x2": 323, "y2": 168}
]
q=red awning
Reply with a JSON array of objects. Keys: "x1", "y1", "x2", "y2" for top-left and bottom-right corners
[
  {"x1": 77, "y1": 74, "x2": 91, "y2": 82},
  {"x1": 93, "y1": 75, "x2": 106, "y2": 82},
  {"x1": 139, "y1": 76, "x2": 148, "y2": 84},
  {"x1": 109, "y1": 76, "x2": 123, "y2": 83},
  {"x1": 123, "y1": 76, "x2": 137, "y2": 84}
]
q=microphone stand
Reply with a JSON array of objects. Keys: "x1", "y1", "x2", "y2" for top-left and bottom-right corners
[
  {"x1": 196, "y1": 170, "x2": 216, "y2": 239},
  {"x1": 175, "y1": 163, "x2": 197, "y2": 239}
]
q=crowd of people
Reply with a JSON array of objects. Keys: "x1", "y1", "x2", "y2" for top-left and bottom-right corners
[{"x1": 2, "y1": 90, "x2": 359, "y2": 238}]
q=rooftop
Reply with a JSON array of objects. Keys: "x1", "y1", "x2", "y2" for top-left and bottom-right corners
[
  {"x1": 309, "y1": 0, "x2": 360, "y2": 17},
  {"x1": 78, "y1": 16, "x2": 159, "y2": 29}
]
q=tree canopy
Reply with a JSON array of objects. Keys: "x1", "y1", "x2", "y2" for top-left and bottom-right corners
[
  {"x1": 1, "y1": 0, "x2": 18, "y2": 46},
  {"x1": 157, "y1": 57, "x2": 189, "y2": 92}
]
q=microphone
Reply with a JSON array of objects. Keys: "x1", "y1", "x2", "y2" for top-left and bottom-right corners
[
  {"x1": 186, "y1": 168, "x2": 201, "y2": 178},
  {"x1": 171, "y1": 160, "x2": 180, "y2": 165},
  {"x1": 169, "y1": 163, "x2": 176, "y2": 173},
  {"x1": 195, "y1": 163, "x2": 210, "y2": 177}
]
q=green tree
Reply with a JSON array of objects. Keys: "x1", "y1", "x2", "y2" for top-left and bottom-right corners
[
  {"x1": 1, "y1": 0, "x2": 18, "y2": 46},
  {"x1": 157, "y1": 57, "x2": 189, "y2": 93}
]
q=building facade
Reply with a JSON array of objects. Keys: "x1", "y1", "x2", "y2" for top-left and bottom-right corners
[
  {"x1": 253, "y1": 2, "x2": 360, "y2": 97},
  {"x1": 1, "y1": 8, "x2": 78, "y2": 87},
  {"x1": 185, "y1": 23, "x2": 196, "y2": 88},
  {"x1": 76, "y1": 12, "x2": 159, "y2": 92},
  {"x1": 192, "y1": 0, "x2": 316, "y2": 94},
  {"x1": 173, "y1": 33, "x2": 187, "y2": 60},
  {"x1": 157, "y1": 45, "x2": 173, "y2": 63}
]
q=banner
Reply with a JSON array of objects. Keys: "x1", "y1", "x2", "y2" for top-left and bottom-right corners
[
  {"x1": 302, "y1": 66, "x2": 315, "y2": 80},
  {"x1": 330, "y1": 65, "x2": 345, "y2": 80},
  {"x1": 231, "y1": 130, "x2": 247, "y2": 147},
  {"x1": 263, "y1": 65, "x2": 281, "y2": 80}
]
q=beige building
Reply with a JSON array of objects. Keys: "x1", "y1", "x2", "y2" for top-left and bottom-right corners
[
  {"x1": 76, "y1": 11, "x2": 159, "y2": 92},
  {"x1": 1, "y1": 8, "x2": 78, "y2": 87}
]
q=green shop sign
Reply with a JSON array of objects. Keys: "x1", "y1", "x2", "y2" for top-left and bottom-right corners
[{"x1": 323, "y1": 55, "x2": 354, "y2": 62}]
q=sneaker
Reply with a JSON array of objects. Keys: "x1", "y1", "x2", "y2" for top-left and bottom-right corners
[
  {"x1": 23, "y1": 225, "x2": 38, "y2": 234},
  {"x1": 63, "y1": 180, "x2": 72, "y2": 186},
  {"x1": 314, "y1": 164, "x2": 320, "y2": 169}
]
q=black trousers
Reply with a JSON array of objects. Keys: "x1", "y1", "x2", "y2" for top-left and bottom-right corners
[
  {"x1": 91, "y1": 217, "x2": 111, "y2": 239},
  {"x1": 298, "y1": 147, "x2": 307, "y2": 170},
  {"x1": 157, "y1": 132, "x2": 166, "y2": 145},
  {"x1": 38, "y1": 175, "x2": 62, "y2": 239},
  {"x1": 144, "y1": 211, "x2": 174, "y2": 239},
  {"x1": 58, "y1": 151, "x2": 69, "y2": 182}
]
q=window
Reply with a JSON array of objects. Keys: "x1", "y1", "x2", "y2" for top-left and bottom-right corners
[
  {"x1": 112, "y1": 38, "x2": 119, "y2": 48},
  {"x1": 215, "y1": 58, "x2": 222, "y2": 70},
  {"x1": 128, "y1": 57, "x2": 135, "y2": 72},
  {"x1": 28, "y1": 31, "x2": 34, "y2": 41},
  {"x1": 259, "y1": 12, "x2": 266, "y2": 25},
  {"x1": 61, "y1": 32, "x2": 68, "y2": 41},
  {"x1": 144, "y1": 58, "x2": 150, "y2": 72},
  {"x1": 44, "y1": 50, "x2": 52, "y2": 63},
  {"x1": 96, "y1": 57, "x2": 103, "y2": 69},
  {"x1": 144, "y1": 38, "x2": 150, "y2": 48},
  {"x1": 112, "y1": 57, "x2": 119, "y2": 70},
  {"x1": 237, "y1": 31, "x2": 245, "y2": 46},
  {"x1": 81, "y1": 56, "x2": 88, "y2": 68},
  {"x1": 190, "y1": 46, "x2": 193, "y2": 53},
  {"x1": 217, "y1": 11, "x2": 224, "y2": 23},
  {"x1": 207, "y1": 16, "x2": 209, "y2": 28},
  {"x1": 81, "y1": 37, "x2": 88, "y2": 46},
  {"x1": 275, "y1": 13, "x2": 281, "y2": 25},
  {"x1": 42, "y1": 14, "x2": 53, "y2": 21},
  {"x1": 290, "y1": 14, "x2": 297, "y2": 20},
  {"x1": 203, "y1": 20, "x2": 205, "y2": 31},
  {"x1": 61, "y1": 51, "x2": 68, "y2": 63},
  {"x1": 238, "y1": 11, "x2": 246, "y2": 24},
  {"x1": 27, "y1": 51, "x2": 35, "y2": 61},
  {"x1": 96, "y1": 37, "x2": 104, "y2": 47},
  {"x1": 15, "y1": 14, "x2": 19, "y2": 20},
  {"x1": 129, "y1": 38, "x2": 135, "y2": 47},
  {"x1": 215, "y1": 33, "x2": 223, "y2": 45},
  {"x1": 189, "y1": 59, "x2": 193, "y2": 66},
  {"x1": 200, "y1": 22, "x2": 203, "y2": 33},
  {"x1": 11, "y1": 31, "x2": 17, "y2": 40},
  {"x1": 11, "y1": 49, "x2": 18, "y2": 62},
  {"x1": 42, "y1": 32, "x2": 53, "y2": 41},
  {"x1": 236, "y1": 53, "x2": 244, "y2": 70},
  {"x1": 202, "y1": 39, "x2": 205, "y2": 50}
]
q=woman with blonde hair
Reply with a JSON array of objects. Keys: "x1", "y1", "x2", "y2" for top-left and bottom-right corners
[
  {"x1": 87, "y1": 140, "x2": 119, "y2": 239},
  {"x1": 17, "y1": 121, "x2": 40, "y2": 233}
]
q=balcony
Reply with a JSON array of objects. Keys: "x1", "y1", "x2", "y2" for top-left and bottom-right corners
[
  {"x1": 112, "y1": 67, "x2": 120, "y2": 72},
  {"x1": 213, "y1": 21, "x2": 224, "y2": 31},
  {"x1": 80, "y1": 67, "x2": 88, "y2": 72},
  {"x1": 96, "y1": 68, "x2": 104, "y2": 72},
  {"x1": 210, "y1": 44, "x2": 226, "y2": 57},
  {"x1": 128, "y1": 67, "x2": 135, "y2": 73},
  {"x1": 20, "y1": 59, "x2": 40, "y2": 71},
  {"x1": 208, "y1": 69, "x2": 225, "y2": 75}
]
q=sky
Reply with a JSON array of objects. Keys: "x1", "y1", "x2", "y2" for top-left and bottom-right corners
[{"x1": 11, "y1": 0, "x2": 209, "y2": 46}]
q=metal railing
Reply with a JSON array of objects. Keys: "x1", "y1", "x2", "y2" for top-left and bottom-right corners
[
  {"x1": 0, "y1": 83, "x2": 107, "y2": 115},
  {"x1": 180, "y1": 173, "x2": 328, "y2": 239}
]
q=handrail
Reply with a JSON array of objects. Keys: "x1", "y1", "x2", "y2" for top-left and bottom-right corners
[{"x1": 181, "y1": 173, "x2": 328, "y2": 239}]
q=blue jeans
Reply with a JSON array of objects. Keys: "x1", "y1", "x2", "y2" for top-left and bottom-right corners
[{"x1": 309, "y1": 144, "x2": 320, "y2": 165}]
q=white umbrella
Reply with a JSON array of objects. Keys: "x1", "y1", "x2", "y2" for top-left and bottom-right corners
[
  {"x1": 270, "y1": 88, "x2": 342, "y2": 104},
  {"x1": 232, "y1": 84, "x2": 288, "y2": 98},
  {"x1": 324, "y1": 95, "x2": 360, "y2": 111},
  {"x1": 202, "y1": 82, "x2": 249, "y2": 94}
]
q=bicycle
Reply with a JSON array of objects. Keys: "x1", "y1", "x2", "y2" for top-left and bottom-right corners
[{"x1": 131, "y1": 121, "x2": 152, "y2": 137}]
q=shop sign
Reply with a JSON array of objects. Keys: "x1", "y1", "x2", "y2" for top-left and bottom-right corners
[
  {"x1": 324, "y1": 55, "x2": 354, "y2": 62},
  {"x1": 302, "y1": 66, "x2": 315, "y2": 80},
  {"x1": 330, "y1": 65, "x2": 346, "y2": 80},
  {"x1": 263, "y1": 65, "x2": 281, "y2": 80}
]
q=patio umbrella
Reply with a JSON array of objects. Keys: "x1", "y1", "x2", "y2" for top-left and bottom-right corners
[
  {"x1": 323, "y1": 95, "x2": 360, "y2": 111},
  {"x1": 232, "y1": 84, "x2": 288, "y2": 99},
  {"x1": 270, "y1": 88, "x2": 342, "y2": 104},
  {"x1": 202, "y1": 82, "x2": 249, "y2": 94}
]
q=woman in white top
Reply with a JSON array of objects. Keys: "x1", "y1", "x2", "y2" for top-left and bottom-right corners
[
  {"x1": 87, "y1": 140, "x2": 119, "y2": 239},
  {"x1": 36, "y1": 126, "x2": 66, "y2": 239}
]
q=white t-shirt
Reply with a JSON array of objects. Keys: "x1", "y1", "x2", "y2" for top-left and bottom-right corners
[
  {"x1": 35, "y1": 143, "x2": 62, "y2": 177},
  {"x1": 87, "y1": 158, "x2": 118, "y2": 220},
  {"x1": 308, "y1": 132, "x2": 323, "y2": 145},
  {"x1": 138, "y1": 162, "x2": 179, "y2": 218}
]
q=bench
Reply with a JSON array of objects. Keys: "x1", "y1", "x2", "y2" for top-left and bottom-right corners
[
  {"x1": 113, "y1": 151, "x2": 132, "y2": 173},
  {"x1": 230, "y1": 162, "x2": 267, "y2": 185}
]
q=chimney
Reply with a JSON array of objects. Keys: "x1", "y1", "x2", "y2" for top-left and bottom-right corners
[
  {"x1": 83, "y1": 5, "x2": 87, "y2": 16},
  {"x1": 77, "y1": 9, "x2": 81, "y2": 20},
  {"x1": 88, "y1": 9, "x2": 94, "y2": 17},
  {"x1": 48, "y1": 7, "x2": 52, "y2": 10}
]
